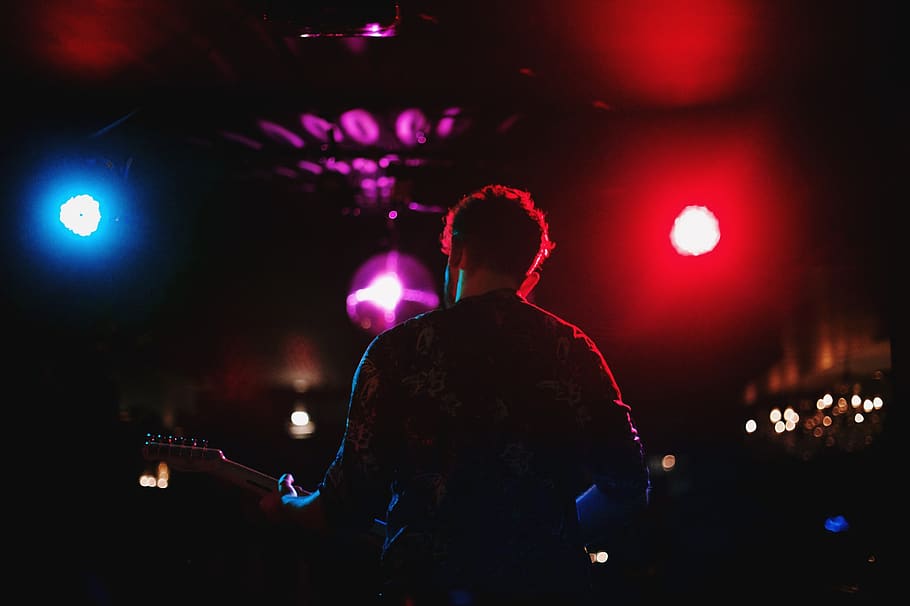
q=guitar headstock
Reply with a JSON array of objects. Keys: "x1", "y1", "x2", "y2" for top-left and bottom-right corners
[{"x1": 143, "y1": 433, "x2": 227, "y2": 473}]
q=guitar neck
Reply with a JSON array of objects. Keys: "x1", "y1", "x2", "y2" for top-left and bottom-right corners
[
  {"x1": 142, "y1": 436, "x2": 311, "y2": 497},
  {"x1": 215, "y1": 457, "x2": 311, "y2": 497}
]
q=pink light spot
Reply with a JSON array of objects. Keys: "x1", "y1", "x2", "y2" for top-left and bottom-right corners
[
  {"x1": 352, "y1": 157, "x2": 378, "y2": 174},
  {"x1": 221, "y1": 131, "x2": 263, "y2": 150},
  {"x1": 273, "y1": 166, "x2": 298, "y2": 178},
  {"x1": 301, "y1": 113, "x2": 342, "y2": 142},
  {"x1": 297, "y1": 160, "x2": 323, "y2": 174},
  {"x1": 326, "y1": 159, "x2": 351, "y2": 175},
  {"x1": 258, "y1": 120, "x2": 304, "y2": 148},
  {"x1": 395, "y1": 108, "x2": 430, "y2": 146},
  {"x1": 436, "y1": 107, "x2": 463, "y2": 137},
  {"x1": 340, "y1": 109, "x2": 380, "y2": 145}
]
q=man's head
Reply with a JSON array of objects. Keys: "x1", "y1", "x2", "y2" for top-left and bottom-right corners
[{"x1": 440, "y1": 184, "x2": 556, "y2": 306}]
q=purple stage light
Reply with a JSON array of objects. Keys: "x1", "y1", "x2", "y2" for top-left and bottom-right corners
[{"x1": 346, "y1": 250, "x2": 440, "y2": 334}]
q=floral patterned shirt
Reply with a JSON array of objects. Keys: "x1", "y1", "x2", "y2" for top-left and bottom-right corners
[{"x1": 317, "y1": 288, "x2": 650, "y2": 600}]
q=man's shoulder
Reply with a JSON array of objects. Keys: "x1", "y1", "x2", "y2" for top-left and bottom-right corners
[
  {"x1": 524, "y1": 299, "x2": 591, "y2": 336},
  {"x1": 373, "y1": 307, "x2": 445, "y2": 341}
]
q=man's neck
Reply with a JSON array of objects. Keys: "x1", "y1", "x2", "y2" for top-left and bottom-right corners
[{"x1": 456, "y1": 268, "x2": 519, "y2": 302}]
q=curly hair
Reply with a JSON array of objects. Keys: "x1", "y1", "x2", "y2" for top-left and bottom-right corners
[{"x1": 439, "y1": 184, "x2": 556, "y2": 279}]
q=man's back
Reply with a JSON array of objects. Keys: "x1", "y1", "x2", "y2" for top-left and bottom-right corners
[
  {"x1": 263, "y1": 185, "x2": 650, "y2": 605},
  {"x1": 325, "y1": 288, "x2": 649, "y2": 603}
]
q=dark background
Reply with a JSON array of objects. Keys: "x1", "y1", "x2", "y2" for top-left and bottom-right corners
[{"x1": 3, "y1": 1, "x2": 900, "y2": 603}]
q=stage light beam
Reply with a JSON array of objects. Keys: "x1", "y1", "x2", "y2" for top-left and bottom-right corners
[
  {"x1": 670, "y1": 204, "x2": 720, "y2": 256},
  {"x1": 59, "y1": 193, "x2": 102, "y2": 237}
]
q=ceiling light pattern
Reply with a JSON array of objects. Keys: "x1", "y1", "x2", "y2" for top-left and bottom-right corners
[{"x1": 213, "y1": 106, "x2": 480, "y2": 214}]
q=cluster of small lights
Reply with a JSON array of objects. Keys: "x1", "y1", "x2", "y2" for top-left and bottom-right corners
[
  {"x1": 770, "y1": 405, "x2": 800, "y2": 433},
  {"x1": 138, "y1": 461, "x2": 169, "y2": 489},
  {"x1": 745, "y1": 389, "x2": 887, "y2": 457}
]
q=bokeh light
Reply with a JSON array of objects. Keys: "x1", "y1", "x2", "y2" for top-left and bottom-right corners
[{"x1": 346, "y1": 250, "x2": 440, "y2": 335}]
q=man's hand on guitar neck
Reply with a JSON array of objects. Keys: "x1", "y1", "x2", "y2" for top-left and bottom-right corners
[
  {"x1": 258, "y1": 472, "x2": 329, "y2": 532},
  {"x1": 278, "y1": 472, "x2": 299, "y2": 497}
]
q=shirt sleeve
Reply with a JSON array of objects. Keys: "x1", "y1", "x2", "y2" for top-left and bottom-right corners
[
  {"x1": 573, "y1": 332, "x2": 651, "y2": 530},
  {"x1": 317, "y1": 335, "x2": 397, "y2": 532}
]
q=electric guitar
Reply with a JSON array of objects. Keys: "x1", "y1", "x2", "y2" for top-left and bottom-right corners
[
  {"x1": 143, "y1": 433, "x2": 304, "y2": 496},
  {"x1": 142, "y1": 433, "x2": 386, "y2": 540}
]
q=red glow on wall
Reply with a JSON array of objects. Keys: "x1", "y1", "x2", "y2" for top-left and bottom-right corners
[
  {"x1": 279, "y1": 334, "x2": 325, "y2": 391},
  {"x1": 215, "y1": 337, "x2": 267, "y2": 402},
  {"x1": 24, "y1": 0, "x2": 167, "y2": 79},
  {"x1": 566, "y1": 0, "x2": 768, "y2": 107}
]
